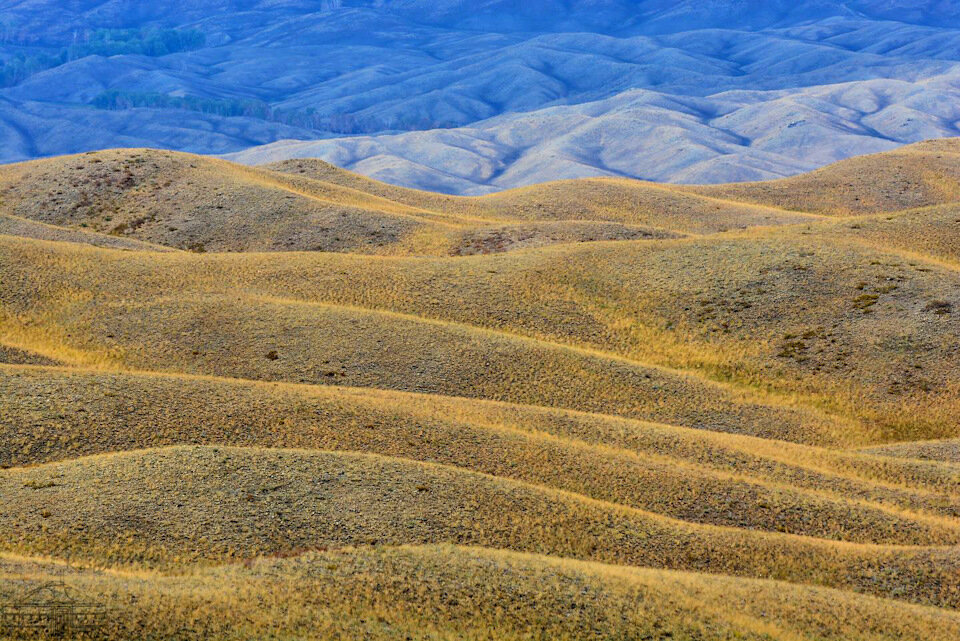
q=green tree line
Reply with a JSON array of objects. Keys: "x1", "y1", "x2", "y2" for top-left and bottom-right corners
[{"x1": 0, "y1": 28, "x2": 205, "y2": 87}]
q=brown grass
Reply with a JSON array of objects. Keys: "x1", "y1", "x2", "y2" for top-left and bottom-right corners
[
  {"x1": 684, "y1": 141, "x2": 960, "y2": 215},
  {"x1": 5, "y1": 545, "x2": 960, "y2": 641},
  {"x1": 2, "y1": 140, "x2": 960, "y2": 639},
  {"x1": 3, "y1": 366, "x2": 959, "y2": 544},
  {"x1": 3, "y1": 445, "x2": 960, "y2": 610}
]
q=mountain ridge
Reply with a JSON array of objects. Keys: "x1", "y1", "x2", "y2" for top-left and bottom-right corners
[{"x1": 2, "y1": 2, "x2": 960, "y2": 191}]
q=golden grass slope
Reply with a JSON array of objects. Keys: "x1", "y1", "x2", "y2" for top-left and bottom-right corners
[
  {"x1": 4, "y1": 445, "x2": 960, "y2": 611},
  {"x1": 0, "y1": 148, "x2": 673, "y2": 257},
  {"x1": 5, "y1": 546, "x2": 960, "y2": 641},
  {"x1": 268, "y1": 156, "x2": 824, "y2": 234},
  {"x1": 2, "y1": 140, "x2": 958, "y2": 257},
  {"x1": 267, "y1": 140, "x2": 960, "y2": 227},
  {"x1": 0, "y1": 148, "x2": 824, "y2": 257},
  {"x1": 685, "y1": 139, "x2": 960, "y2": 215},
  {"x1": 4, "y1": 365, "x2": 959, "y2": 544},
  {"x1": 2, "y1": 222, "x2": 958, "y2": 444},
  {"x1": 0, "y1": 248, "x2": 857, "y2": 445},
  {"x1": 813, "y1": 202, "x2": 960, "y2": 265},
  {"x1": 0, "y1": 149, "x2": 441, "y2": 254},
  {"x1": 2, "y1": 139, "x2": 960, "y2": 639}
]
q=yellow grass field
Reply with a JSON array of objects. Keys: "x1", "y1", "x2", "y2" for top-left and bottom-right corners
[{"x1": 1, "y1": 140, "x2": 960, "y2": 639}]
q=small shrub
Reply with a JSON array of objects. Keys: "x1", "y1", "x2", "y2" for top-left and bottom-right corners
[
  {"x1": 23, "y1": 480, "x2": 57, "y2": 490},
  {"x1": 852, "y1": 294, "x2": 879, "y2": 311},
  {"x1": 925, "y1": 300, "x2": 952, "y2": 315},
  {"x1": 778, "y1": 340, "x2": 807, "y2": 359}
]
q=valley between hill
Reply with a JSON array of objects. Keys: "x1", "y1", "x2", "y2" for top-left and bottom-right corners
[{"x1": 1, "y1": 140, "x2": 960, "y2": 639}]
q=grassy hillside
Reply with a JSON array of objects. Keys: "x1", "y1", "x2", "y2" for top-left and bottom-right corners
[
  {"x1": 685, "y1": 141, "x2": 960, "y2": 215},
  {"x1": 0, "y1": 147, "x2": 827, "y2": 256},
  {"x1": 4, "y1": 367, "x2": 959, "y2": 544},
  {"x1": 4, "y1": 445, "x2": 960, "y2": 609},
  {"x1": 4, "y1": 546, "x2": 960, "y2": 641},
  {"x1": 1, "y1": 141, "x2": 960, "y2": 639}
]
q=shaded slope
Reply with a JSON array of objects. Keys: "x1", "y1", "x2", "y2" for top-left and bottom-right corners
[
  {"x1": 0, "y1": 211, "x2": 171, "y2": 252},
  {"x1": 0, "y1": 343, "x2": 60, "y2": 366},
  {"x1": 862, "y1": 439, "x2": 960, "y2": 464}
]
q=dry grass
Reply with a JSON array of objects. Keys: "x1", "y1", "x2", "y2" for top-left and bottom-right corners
[
  {"x1": 0, "y1": 147, "x2": 827, "y2": 258},
  {"x1": 3, "y1": 223, "x2": 959, "y2": 444},
  {"x1": 5, "y1": 545, "x2": 960, "y2": 641},
  {"x1": 3, "y1": 366, "x2": 959, "y2": 545},
  {"x1": 685, "y1": 141, "x2": 960, "y2": 215},
  {"x1": 3, "y1": 445, "x2": 960, "y2": 611},
  {"x1": 861, "y1": 438, "x2": 960, "y2": 463},
  {"x1": 0, "y1": 211, "x2": 170, "y2": 252},
  {"x1": 2, "y1": 140, "x2": 960, "y2": 638},
  {"x1": 814, "y1": 203, "x2": 960, "y2": 266},
  {"x1": 267, "y1": 157, "x2": 822, "y2": 234}
]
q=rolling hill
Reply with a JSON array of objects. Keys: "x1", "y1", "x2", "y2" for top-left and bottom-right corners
[
  {"x1": 3, "y1": 1, "x2": 960, "y2": 192},
  {"x1": 1, "y1": 141, "x2": 960, "y2": 639},
  {"x1": 227, "y1": 74, "x2": 960, "y2": 193}
]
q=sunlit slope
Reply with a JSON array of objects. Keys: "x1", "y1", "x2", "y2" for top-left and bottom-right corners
[
  {"x1": 3, "y1": 445, "x2": 960, "y2": 610},
  {"x1": 0, "y1": 149, "x2": 463, "y2": 254},
  {"x1": 4, "y1": 141, "x2": 960, "y2": 259},
  {"x1": 685, "y1": 140, "x2": 960, "y2": 215},
  {"x1": 5, "y1": 546, "x2": 960, "y2": 641},
  {"x1": 0, "y1": 272, "x2": 849, "y2": 444},
  {"x1": 0, "y1": 145, "x2": 899, "y2": 257},
  {"x1": 4, "y1": 365, "x2": 959, "y2": 544},
  {"x1": 0, "y1": 149, "x2": 684, "y2": 257},
  {"x1": 811, "y1": 203, "x2": 960, "y2": 266},
  {"x1": 267, "y1": 157, "x2": 819, "y2": 234},
  {"x1": 3, "y1": 141, "x2": 960, "y2": 639},
  {"x1": 2, "y1": 225, "x2": 958, "y2": 444},
  {"x1": 267, "y1": 139, "x2": 960, "y2": 226}
]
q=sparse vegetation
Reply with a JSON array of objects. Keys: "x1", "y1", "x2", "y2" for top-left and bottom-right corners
[
  {"x1": 93, "y1": 91, "x2": 271, "y2": 119},
  {"x1": 70, "y1": 28, "x2": 206, "y2": 59},
  {"x1": 926, "y1": 300, "x2": 953, "y2": 315},
  {"x1": 1, "y1": 141, "x2": 960, "y2": 639},
  {"x1": 853, "y1": 293, "x2": 880, "y2": 311}
]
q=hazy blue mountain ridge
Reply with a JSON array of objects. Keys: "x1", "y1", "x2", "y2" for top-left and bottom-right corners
[
  {"x1": 1, "y1": 1, "x2": 959, "y2": 191},
  {"x1": 4, "y1": 1, "x2": 959, "y2": 37}
]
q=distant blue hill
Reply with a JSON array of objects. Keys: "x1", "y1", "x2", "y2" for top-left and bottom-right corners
[{"x1": 1, "y1": 1, "x2": 959, "y2": 192}]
